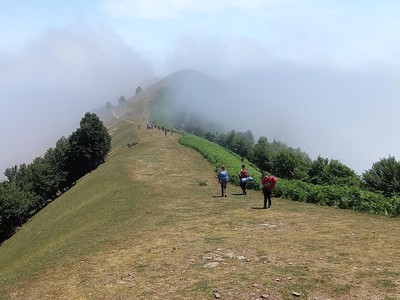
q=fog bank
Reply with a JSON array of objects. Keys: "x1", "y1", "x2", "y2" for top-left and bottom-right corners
[
  {"x1": 0, "y1": 25, "x2": 154, "y2": 178},
  {"x1": 163, "y1": 65, "x2": 400, "y2": 175}
]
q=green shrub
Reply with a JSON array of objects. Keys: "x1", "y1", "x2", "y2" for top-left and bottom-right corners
[
  {"x1": 179, "y1": 134, "x2": 262, "y2": 187},
  {"x1": 179, "y1": 133, "x2": 399, "y2": 217}
]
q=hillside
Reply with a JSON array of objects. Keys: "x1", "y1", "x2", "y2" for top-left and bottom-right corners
[{"x1": 0, "y1": 73, "x2": 399, "y2": 299}]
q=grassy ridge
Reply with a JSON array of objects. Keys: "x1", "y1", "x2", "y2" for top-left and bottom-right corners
[
  {"x1": 1, "y1": 95, "x2": 400, "y2": 299},
  {"x1": 0, "y1": 118, "x2": 140, "y2": 287},
  {"x1": 179, "y1": 133, "x2": 400, "y2": 217}
]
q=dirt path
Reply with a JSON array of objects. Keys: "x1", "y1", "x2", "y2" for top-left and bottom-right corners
[
  {"x1": 82, "y1": 99, "x2": 400, "y2": 299},
  {"x1": 111, "y1": 109, "x2": 136, "y2": 124},
  {"x1": 97, "y1": 96, "x2": 400, "y2": 300},
  {"x1": 2, "y1": 95, "x2": 400, "y2": 300}
]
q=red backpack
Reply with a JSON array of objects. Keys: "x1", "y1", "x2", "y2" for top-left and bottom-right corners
[
  {"x1": 241, "y1": 168, "x2": 250, "y2": 178},
  {"x1": 268, "y1": 176, "x2": 277, "y2": 189}
]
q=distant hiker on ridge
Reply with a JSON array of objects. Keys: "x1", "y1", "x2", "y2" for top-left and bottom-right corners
[
  {"x1": 217, "y1": 165, "x2": 229, "y2": 197},
  {"x1": 261, "y1": 171, "x2": 277, "y2": 209}
]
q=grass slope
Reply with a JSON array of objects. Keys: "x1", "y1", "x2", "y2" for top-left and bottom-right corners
[{"x1": 0, "y1": 91, "x2": 399, "y2": 299}]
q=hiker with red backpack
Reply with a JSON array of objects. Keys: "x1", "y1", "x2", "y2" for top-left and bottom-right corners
[
  {"x1": 261, "y1": 171, "x2": 277, "y2": 209},
  {"x1": 239, "y1": 164, "x2": 250, "y2": 195}
]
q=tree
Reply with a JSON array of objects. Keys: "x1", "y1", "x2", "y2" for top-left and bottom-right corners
[
  {"x1": 233, "y1": 130, "x2": 255, "y2": 161},
  {"x1": 4, "y1": 164, "x2": 33, "y2": 195},
  {"x1": 4, "y1": 165, "x2": 18, "y2": 183},
  {"x1": 272, "y1": 149, "x2": 310, "y2": 180},
  {"x1": 43, "y1": 137, "x2": 70, "y2": 192},
  {"x1": 205, "y1": 132, "x2": 216, "y2": 142},
  {"x1": 135, "y1": 86, "x2": 142, "y2": 95},
  {"x1": 0, "y1": 181, "x2": 36, "y2": 241},
  {"x1": 0, "y1": 113, "x2": 111, "y2": 243},
  {"x1": 362, "y1": 156, "x2": 400, "y2": 197},
  {"x1": 65, "y1": 112, "x2": 111, "y2": 185},
  {"x1": 308, "y1": 156, "x2": 329, "y2": 185},
  {"x1": 4, "y1": 158, "x2": 57, "y2": 210},
  {"x1": 325, "y1": 159, "x2": 361, "y2": 187},
  {"x1": 308, "y1": 156, "x2": 361, "y2": 187},
  {"x1": 25, "y1": 157, "x2": 58, "y2": 208},
  {"x1": 215, "y1": 132, "x2": 228, "y2": 148},
  {"x1": 192, "y1": 127, "x2": 205, "y2": 137},
  {"x1": 118, "y1": 96, "x2": 126, "y2": 104},
  {"x1": 225, "y1": 130, "x2": 236, "y2": 151},
  {"x1": 253, "y1": 136, "x2": 273, "y2": 171}
]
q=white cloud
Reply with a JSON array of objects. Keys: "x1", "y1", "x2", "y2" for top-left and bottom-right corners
[
  {"x1": 3, "y1": 0, "x2": 400, "y2": 178},
  {"x1": 101, "y1": 0, "x2": 400, "y2": 70},
  {"x1": 0, "y1": 23, "x2": 154, "y2": 177},
  {"x1": 164, "y1": 35, "x2": 274, "y2": 77},
  {"x1": 101, "y1": 0, "x2": 310, "y2": 19}
]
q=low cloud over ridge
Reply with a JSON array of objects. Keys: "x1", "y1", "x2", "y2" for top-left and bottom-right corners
[{"x1": 0, "y1": 24, "x2": 154, "y2": 177}]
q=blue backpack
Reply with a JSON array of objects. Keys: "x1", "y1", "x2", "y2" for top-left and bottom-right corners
[{"x1": 219, "y1": 170, "x2": 229, "y2": 183}]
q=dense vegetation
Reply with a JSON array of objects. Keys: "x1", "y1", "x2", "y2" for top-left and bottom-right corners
[
  {"x1": 149, "y1": 87, "x2": 400, "y2": 196},
  {"x1": 180, "y1": 134, "x2": 400, "y2": 216},
  {"x1": 206, "y1": 130, "x2": 400, "y2": 199},
  {"x1": 3, "y1": 80, "x2": 396, "y2": 245},
  {"x1": 0, "y1": 113, "x2": 111, "y2": 242},
  {"x1": 179, "y1": 133, "x2": 261, "y2": 189},
  {"x1": 274, "y1": 179, "x2": 400, "y2": 216},
  {"x1": 148, "y1": 86, "x2": 400, "y2": 217}
]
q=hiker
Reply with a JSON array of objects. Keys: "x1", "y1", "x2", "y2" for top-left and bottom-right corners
[
  {"x1": 217, "y1": 165, "x2": 229, "y2": 197},
  {"x1": 261, "y1": 171, "x2": 277, "y2": 209},
  {"x1": 239, "y1": 163, "x2": 250, "y2": 195}
]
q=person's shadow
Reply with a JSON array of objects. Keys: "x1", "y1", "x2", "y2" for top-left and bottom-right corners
[
  {"x1": 251, "y1": 207, "x2": 266, "y2": 209},
  {"x1": 212, "y1": 193, "x2": 246, "y2": 197}
]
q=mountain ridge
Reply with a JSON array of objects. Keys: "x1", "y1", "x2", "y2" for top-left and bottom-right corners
[{"x1": 1, "y1": 72, "x2": 399, "y2": 299}]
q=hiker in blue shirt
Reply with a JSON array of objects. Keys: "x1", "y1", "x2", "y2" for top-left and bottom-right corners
[{"x1": 217, "y1": 165, "x2": 229, "y2": 197}]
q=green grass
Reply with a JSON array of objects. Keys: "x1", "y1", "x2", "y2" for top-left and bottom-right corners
[
  {"x1": 0, "y1": 96, "x2": 399, "y2": 299},
  {"x1": 179, "y1": 133, "x2": 400, "y2": 217},
  {"x1": 179, "y1": 133, "x2": 261, "y2": 187},
  {"x1": 0, "y1": 124, "x2": 143, "y2": 283}
]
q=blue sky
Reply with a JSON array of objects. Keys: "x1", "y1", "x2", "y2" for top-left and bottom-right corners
[{"x1": 1, "y1": 0, "x2": 400, "y2": 176}]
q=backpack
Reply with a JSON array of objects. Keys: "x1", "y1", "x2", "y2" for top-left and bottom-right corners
[
  {"x1": 241, "y1": 168, "x2": 250, "y2": 178},
  {"x1": 241, "y1": 176, "x2": 254, "y2": 183},
  {"x1": 219, "y1": 170, "x2": 229, "y2": 183},
  {"x1": 268, "y1": 176, "x2": 277, "y2": 190}
]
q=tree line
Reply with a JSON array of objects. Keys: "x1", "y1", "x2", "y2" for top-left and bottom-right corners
[
  {"x1": 196, "y1": 128, "x2": 400, "y2": 198},
  {"x1": 147, "y1": 89, "x2": 400, "y2": 199},
  {"x1": 0, "y1": 113, "x2": 111, "y2": 243},
  {"x1": 179, "y1": 133, "x2": 400, "y2": 216}
]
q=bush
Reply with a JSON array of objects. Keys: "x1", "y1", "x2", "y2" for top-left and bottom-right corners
[
  {"x1": 179, "y1": 133, "x2": 399, "y2": 217},
  {"x1": 179, "y1": 134, "x2": 262, "y2": 188}
]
